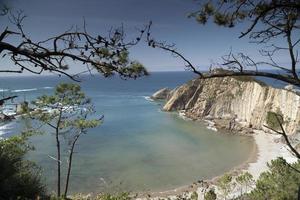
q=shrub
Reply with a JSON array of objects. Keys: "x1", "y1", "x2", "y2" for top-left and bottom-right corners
[
  {"x1": 266, "y1": 109, "x2": 284, "y2": 130},
  {"x1": 217, "y1": 173, "x2": 233, "y2": 200},
  {"x1": 236, "y1": 172, "x2": 254, "y2": 195},
  {"x1": 0, "y1": 132, "x2": 46, "y2": 200},
  {"x1": 190, "y1": 191, "x2": 198, "y2": 200},
  {"x1": 97, "y1": 193, "x2": 132, "y2": 200},
  {"x1": 249, "y1": 157, "x2": 300, "y2": 200},
  {"x1": 204, "y1": 189, "x2": 217, "y2": 200}
]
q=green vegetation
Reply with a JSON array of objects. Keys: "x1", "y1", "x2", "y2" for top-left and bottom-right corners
[
  {"x1": 224, "y1": 92, "x2": 234, "y2": 99},
  {"x1": 236, "y1": 172, "x2": 254, "y2": 197},
  {"x1": 248, "y1": 158, "x2": 300, "y2": 200},
  {"x1": 233, "y1": 76, "x2": 255, "y2": 83},
  {"x1": 204, "y1": 189, "x2": 217, "y2": 200},
  {"x1": 216, "y1": 173, "x2": 233, "y2": 200},
  {"x1": 64, "y1": 192, "x2": 132, "y2": 200},
  {"x1": 263, "y1": 87, "x2": 269, "y2": 101},
  {"x1": 0, "y1": 1, "x2": 299, "y2": 198},
  {"x1": 232, "y1": 76, "x2": 267, "y2": 86},
  {"x1": 266, "y1": 109, "x2": 284, "y2": 130},
  {"x1": 27, "y1": 83, "x2": 101, "y2": 198},
  {"x1": 190, "y1": 191, "x2": 198, "y2": 200},
  {"x1": 0, "y1": 132, "x2": 46, "y2": 200}
]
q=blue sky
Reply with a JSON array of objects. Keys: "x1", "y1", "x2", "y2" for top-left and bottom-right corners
[{"x1": 0, "y1": 0, "x2": 287, "y2": 74}]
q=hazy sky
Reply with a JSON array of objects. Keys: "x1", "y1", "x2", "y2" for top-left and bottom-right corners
[{"x1": 0, "y1": 0, "x2": 287, "y2": 74}]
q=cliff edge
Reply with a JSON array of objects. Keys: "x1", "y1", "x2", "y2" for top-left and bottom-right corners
[{"x1": 154, "y1": 76, "x2": 300, "y2": 135}]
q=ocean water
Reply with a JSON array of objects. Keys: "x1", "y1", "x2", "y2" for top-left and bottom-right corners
[{"x1": 0, "y1": 72, "x2": 254, "y2": 194}]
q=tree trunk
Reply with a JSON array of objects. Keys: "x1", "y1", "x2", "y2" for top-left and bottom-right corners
[
  {"x1": 56, "y1": 110, "x2": 63, "y2": 197},
  {"x1": 64, "y1": 131, "x2": 81, "y2": 197},
  {"x1": 298, "y1": 185, "x2": 300, "y2": 200},
  {"x1": 56, "y1": 128, "x2": 61, "y2": 197}
]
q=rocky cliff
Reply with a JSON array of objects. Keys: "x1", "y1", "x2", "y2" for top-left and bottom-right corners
[
  {"x1": 151, "y1": 88, "x2": 172, "y2": 100},
  {"x1": 155, "y1": 76, "x2": 300, "y2": 135}
]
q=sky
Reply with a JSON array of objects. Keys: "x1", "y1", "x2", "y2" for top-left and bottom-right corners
[{"x1": 0, "y1": 0, "x2": 289, "y2": 75}]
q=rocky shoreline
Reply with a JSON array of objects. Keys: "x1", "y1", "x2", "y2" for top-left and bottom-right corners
[
  {"x1": 152, "y1": 76, "x2": 300, "y2": 135},
  {"x1": 145, "y1": 76, "x2": 300, "y2": 199}
]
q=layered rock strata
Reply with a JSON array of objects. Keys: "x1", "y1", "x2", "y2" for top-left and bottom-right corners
[{"x1": 154, "y1": 77, "x2": 300, "y2": 135}]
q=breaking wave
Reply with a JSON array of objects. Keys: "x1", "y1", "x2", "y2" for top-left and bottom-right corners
[{"x1": 12, "y1": 88, "x2": 38, "y2": 93}]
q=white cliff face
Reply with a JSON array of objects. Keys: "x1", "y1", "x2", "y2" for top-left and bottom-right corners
[{"x1": 161, "y1": 77, "x2": 300, "y2": 135}]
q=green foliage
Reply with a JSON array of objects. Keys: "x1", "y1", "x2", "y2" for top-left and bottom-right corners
[
  {"x1": 50, "y1": 197, "x2": 67, "y2": 200},
  {"x1": 236, "y1": 172, "x2": 254, "y2": 196},
  {"x1": 204, "y1": 189, "x2": 217, "y2": 200},
  {"x1": 189, "y1": 1, "x2": 247, "y2": 27},
  {"x1": 119, "y1": 61, "x2": 148, "y2": 78},
  {"x1": 96, "y1": 193, "x2": 131, "y2": 200},
  {"x1": 31, "y1": 83, "x2": 101, "y2": 132},
  {"x1": 217, "y1": 173, "x2": 233, "y2": 200},
  {"x1": 232, "y1": 76, "x2": 267, "y2": 87},
  {"x1": 195, "y1": 12, "x2": 208, "y2": 24},
  {"x1": 0, "y1": 132, "x2": 46, "y2": 200},
  {"x1": 19, "y1": 101, "x2": 30, "y2": 114},
  {"x1": 27, "y1": 83, "x2": 101, "y2": 198},
  {"x1": 214, "y1": 13, "x2": 230, "y2": 26},
  {"x1": 233, "y1": 76, "x2": 254, "y2": 82},
  {"x1": 190, "y1": 191, "x2": 198, "y2": 200},
  {"x1": 118, "y1": 50, "x2": 129, "y2": 64},
  {"x1": 249, "y1": 157, "x2": 300, "y2": 200},
  {"x1": 190, "y1": 1, "x2": 300, "y2": 29},
  {"x1": 236, "y1": 172, "x2": 253, "y2": 185},
  {"x1": 93, "y1": 48, "x2": 148, "y2": 78},
  {"x1": 266, "y1": 109, "x2": 284, "y2": 130},
  {"x1": 50, "y1": 192, "x2": 134, "y2": 200}
]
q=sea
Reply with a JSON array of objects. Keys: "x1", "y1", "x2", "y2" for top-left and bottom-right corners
[{"x1": 0, "y1": 72, "x2": 254, "y2": 194}]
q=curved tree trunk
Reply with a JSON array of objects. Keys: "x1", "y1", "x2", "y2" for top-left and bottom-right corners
[{"x1": 64, "y1": 131, "x2": 82, "y2": 198}]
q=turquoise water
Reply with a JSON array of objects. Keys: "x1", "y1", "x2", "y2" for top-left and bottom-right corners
[{"x1": 0, "y1": 72, "x2": 254, "y2": 194}]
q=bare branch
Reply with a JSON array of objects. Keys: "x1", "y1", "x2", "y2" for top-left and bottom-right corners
[
  {"x1": 0, "y1": 14, "x2": 149, "y2": 80},
  {"x1": 146, "y1": 22, "x2": 203, "y2": 77},
  {"x1": 263, "y1": 113, "x2": 300, "y2": 159}
]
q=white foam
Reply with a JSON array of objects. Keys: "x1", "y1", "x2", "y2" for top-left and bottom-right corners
[
  {"x1": 12, "y1": 88, "x2": 37, "y2": 92},
  {"x1": 207, "y1": 126, "x2": 218, "y2": 131},
  {"x1": 178, "y1": 110, "x2": 192, "y2": 121},
  {"x1": 143, "y1": 96, "x2": 154, "y2": 102},
  {"x1": 42, "y1": 87, "x2": 53, "y2": 89},
  {"x1": 0, "y1": 123, "x2": 12, "y2": 136},
  {"x1": 0, "y1": 89, "x2": 9, "y2": 92},
  {"x1": 2, "y1": 105, "x2": 16, "y2": 116},
  {"x1": 204, "y1": 119, "x2": 218, "y2": 132}
]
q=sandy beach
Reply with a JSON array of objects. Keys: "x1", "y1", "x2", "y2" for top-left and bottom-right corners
[
  {"x1": 1, "y1": 109, "x2": 297, "y2": 200},
  {"x1": 138, "y1": 128, "x2": 298, "y2": 200},
  {"x1": 247, "y1": 130, "x2": 298, "y2": 179}
]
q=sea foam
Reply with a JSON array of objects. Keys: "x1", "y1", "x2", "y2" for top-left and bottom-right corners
[
  {"x1": 42, "y1": 87, "x2": 53, "y2": 89},
  {"x1": 0, "y1": 123, "x2": 12, "y2": 136},
  {"x1": 143, "y1": 96, "x2": 154, "y2": 102},
  {"x1": 12, "y1": 88, "x2": 38, "y2": 92},
  {"x1": 11, "y1": 88, "x2": 37, "y2": 92},
  {"x1": 0, "y1": 89, "x2": 9, "y2": 92}
]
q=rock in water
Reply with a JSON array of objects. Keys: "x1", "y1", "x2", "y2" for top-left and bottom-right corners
[
  {"x1": 284, "y1": 84, "x2": 294, "y2": 91},
  {"x1": 150, "y1": 88, "x2": 171, "y2": 100}
]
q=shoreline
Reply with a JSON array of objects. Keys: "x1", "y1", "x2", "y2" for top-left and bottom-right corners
[
  {"x1": 138, "y1": 141, "x2": 257, "y2": 198},
  {"x1": 137, "y1": 122, "x2": 258, "y2": 198},
  {"x1": 1, "y1": 109, "x2": 297, "y2": 199},
  {"x1": 247, "y1": 130, "x2": 298, "y2": 179},
  {"x1": 137, "y1": 117, "x2": 297, "y2": 199}
]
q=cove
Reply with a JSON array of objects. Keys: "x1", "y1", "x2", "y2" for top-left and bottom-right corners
[{"x1": 0, "y1": 72, "x2": 254, "y2": 194}]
